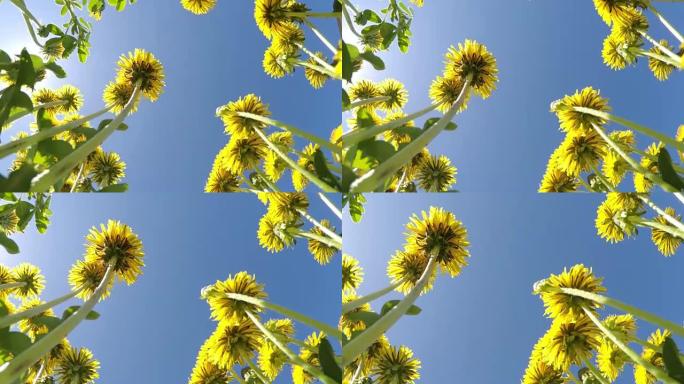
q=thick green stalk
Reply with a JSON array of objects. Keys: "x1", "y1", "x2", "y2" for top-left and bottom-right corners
[
  {"x1": 583, "y1": 306, "x2": 678, "y2": 384},
  {"x1": 246, "y1": 359, "x2": 270, "y2": 384},
  {"x1": 229, "y1": 367, "x2": 248, "y2": 384},
  {"x1": 648, "y1": 5, "x2": 683, "y2": 43},
  {"x1": 244, "y1": 310, "x2": 337, "y2": 384},
  {"x1": 582, "y1": 358, "x2": 610, "y2": 384},
  {"x1": 343, "y1": 254, "x2": 438, "y2": 363},
  {"x1": 295, "y1": 208, "x2": 342, "y2": 244},
  {"x1": 287, "y1": 227, "x2": 342, "y2": 249},
  {"x1": 298, "y1": 44, "x2": 337, "y2": 73},
  {"x1": 340, "y1": 104, "x2": 437, "y2": 147},
  {"x1": 31, "y1": 360, "x2": 45, "y2": 384},
  {"x1": 286, "y1": 11, "x2": 341, "y2": 19},
  {"x1": 0, "y1": 261, "x2": 116, "y2": 383},
  {"x1": 294, "y1": 59, "x2": 340, "y2": 80},
  {"x1": 341, "y1": 279, "x2": 404, "y2": 314},
  {"x1": 30, "y1": 85, "x2": 141, "y2": 192},
  {"x1": 0, "y1": 289, "x2": 80, "y2": 329},
  {"x1": 6, "y1": 100, "x2": 67, "y2": 126},
  {"x1": 251, "y1": 126, "x2": 338, "y2": 193},
  {"x1": 577, "y1": 108, "x2": 684, "y2": 153},
  {"x1": 342, "y1": 5, "x2": 363, "y2": 38},
  {"x1": 630, "y1": 216, "x2": 684, "y2": 240},
  {"x1": 22, "y1": 14, "x2": 44, "y2": 48},
  {"x1": 0, "y1": 106, "x2": 111, "y2": 160},
  {"x1": 633, "y1": 47, "x2": 682, "y2": 67},
  {"x1": 637, "y1": 194, "x2": 684, "y2": 232},
  {"x1": 559, "y1": 288, "x2": 684, "y2": 338},
  {"x1": 350, "y1": 81, "x2": 470, "y2": 192},
  {"x1": 640, "y1": 31, "x2": 681, "y2": 61},
  {"x1": 0, "y1": 282, "x2": 26, "y2": 292},
  {"x1": 9, "y1": 0, "x2": 40, "y2": 25},
  {"x1": 236, "y1": 112, "x2": 337, "y2": 152},
  {"x1": 347, "y1": 96, "x2": 391, "y2": 110},
  {"x1": 318, "y1": 192, "x2": 342, "y2": 220},
  {"x1": 226, "y1": 293, "x2": 343, "y2": 340},
  {"x1": 304, "y1": 20, "x2": 337, "y2": 55}
]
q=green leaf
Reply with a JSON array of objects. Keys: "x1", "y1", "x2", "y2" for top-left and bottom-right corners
[
  {"x1": 34, "y1": 194, "x2": 51, "y2": 233},
  {"x1": 345, "y1": 193, "x2": 366, "y2": 223},
  {"x1": 318, "y1": 337, "x2": 342, "y2": 383},
  {"x1": 341, "y1": 42, "x2": 358, "y2": 82},
  {"x1": 14, "y1": 201, "x2": 35, "y2": 231},
  {"x1": 359, "y1": 51, "x2": 385, "y2": 70},
  {"x1": 0, "y1": 332, "x2": 32, "y2": 355},
  {"x1": 346, "y1": 311, "x2": 381, "y2": 328},
  {"x1": 62, "y1": 306, "x2": 100, "y2": 320},
  {"x1": 353, "y1": 140, "x2": 396, "y2": 170},
  {"x1": 313, "y1": 149, "x2": 341, "y2": 190},
  {"x1": 37, "y1": 140, "x2": 73, "y2": 161},
  {"x1": 0, "y1": 165, "x2": 38, "y2": 193},
  {"x1": 662, "y1": 337, "x2": 684, "y2": 383},
  {"x1": 0, "y1": 232, "x2": 19, "y2": 254},
  {"x1": 381, "y1": 300, "x2": 421, "y2": 316},
  {"x1": 657, "y1": 147, "x2": 684, "y2": 192},
  {"x1": 32, "y1": 315, "x2": 63, "y2": 332},
  {"x1": 424, "y1": 117, "x2": 457, "y2": 131},
  {"x1": 98, "y1": 183, "x2": 128, "y2": 192}
]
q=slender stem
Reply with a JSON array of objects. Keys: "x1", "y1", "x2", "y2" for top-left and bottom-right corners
[
  {"x1": 343, "y1": 253, "x2": 438, "y2": 363},
  {"x1": 342, "y1": 5, "x2": 363, "y2": 39},
  {"x1": 351, "y1": 81, "x2": 470, "y2": 192},
  {"x1": 637, "y1": 194, "x2": 684, "y2": 232},
  {"x1": 251, "y1": 126, "x2": 338, "y2": 193},
  {"x1": 6, "y1": 100, "x2": 68, "y2": 126},
  {"x1": 648, "y1": 5, "x2": 684, "y2": 43},
  {"x1": 296, "y1": 208, "x2": 342, "y2": 243},
  {"x1": 0, "y1": 282, "x2": 26, "y2": 291},
  {"x1": 349, "y1": 359, "x2": 363, "y2": 384},
  {"x1": 23, "y1": 14, "x2": 44, "y2": 49},
  {"x1": 229, "y1": 367, "x2": 248, "y2": 384},
  {"x1": 288, "y1": 227, "x2": 342, "y2": 249},
  {"x1": 9, "y1": 0, "x2": 40, "y2": 25},
  {"x1": 244, "y1": 310, "x2": 337, "y2": 384},
  {"x1": 235, "y1": 112, "x2": 337, "y2": 152},
  {"x1": 318, "y1": 192, "x2": 342, "y2": 220},
  {"x1": 634, "y1": 48, "x2": 682, "y2": 67},
  {"x1": 558, "y1": 288, "x2": 684, "y2": 338},
  {"x1": 674, "y1": 192, "x2": 684, "y2": 206},
  {"x1": 341, "y1": 104, "x2": 438, "y2": 148},
  {"x1": 246, "y1": 359, "x2": 270, "y2": 384},
  {"x1": 69, "y1": 163, "x2": 86, "y2": 193},
  {"x1": 305, "y1": 20, "x2": 337, "y2": 55},
  {"x1": 640, "y1": 31, "x2": 681, "y2": 61},
  {"x1": 582, "y1": 358, "x2": 611, "y2": 384},
  {"x1": 286, "y1": 11, "x2": 341, "y2": 19},
  {"x1": 30, "y1": 84, "x2": 141, "y2": 192},
  {"x1": 298, "y1": 44, "x2": 336, "y2": 73},
  {"x1": 630, "y1": 216, "x2": 684, "y2": 239},
  {"x1": 342, "y1": 279, "x2": 404, "y2": 314},
  {"x1": 577, "y1": 108, "x2": 684, "y2": 153},
  {"x1": 226, "y1": 293, "x2": 343, "y2": 340},
  {"x1": 0, "y1": 289, "x2": 80, "y2": 329},
  {"x1": 31, "y1": 360, "x2": 45, "y2": 384},
  {"x1": 294, "y1": 59, "x2": 340, "y2": 79},
  {"x1": 0, "y1": 106, "x2": 111, "y2": 160},
  {"x1": 631, "y1": 336, "x2": 684, "y2": 362},
  {"x1": 582, "y1": 306, "x2": 678, "y2": 384},
  {"x1": 348, "y1": 96, "x2": 391, "y2": 110},
  {"x1": 566, "y1": 370, "x2": 581, "y2": 384},
  {"x1": 0, "y1": 261, "x2": 117, "y2": 383},
  {"x1": 590, "y1": 163, "x2": 614, "y2": 191},
  {"x1": 394, "y1": 168, "x2": 409, "y2": 193}
]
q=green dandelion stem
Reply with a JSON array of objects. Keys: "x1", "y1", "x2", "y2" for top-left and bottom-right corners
[
  {"x1": 633, "y1": 48, "x2": 682, "y2": 68},
  {"x1": 630, "y1": 216, "x2": 684, "y2": 240},
  {"x1": 251, "y1": 126, "x2": 338, "y2": 193},
  {"x1": 560, "y1": 288, "x2": 684, "y2": 338},
  {"x1": 640, "y1": 31, "x2": 682, "y2": 62},
  {"x1": 631, "y1": 336, "x2": 684, "y2": 362},
  {"x1": 349, "y1": 359, "x2": 364, "y2": 384},
  {"x1": 31, "y1": 360, "x2": 45, "y2": 384},
  {"x1": 304, "y1": 20, "x2": 337, "y2": 55},
  {"x1": 294, "y1": 60, "x2": 340, "y2": 80},
  {"x1": 582, "y1": 358, "x2": 611, "y2": 384},
  {"x1": 340, "y1": 104, "x2": 437, "y2": 148},
  {"x1": 286, "y1": 11, "x2": 341, "y2": 19},
  {"x1": 254, "y1": 169, "x2": 281, "y2": 192},
  {"x1": 0, "y1": 106, "x2": 112, "y2": 160},
  {"x1": 0, "y1": 260, "x2": 116, "y2": 383},
  {"x1": 227, "y1": 294, "x2": 343, "y2": 340},
  {"x1": 229, "y1": 367, "x2": 248, "y2": 384},
  {"x1": 288, "y1": 227, "x2": 342, "y2": 249},
  {"x1": 339, "y1": 0, "x2": 360, "y2": 14},
  {"x1": 582, "y1": 306, "x2": 678, "y2": 384},
  {"x1": 9, "y1": 0, "x2": 40, "y2": 25},
  {"x1": 30, "y1": 83, "x2": 141, "y2": 192},
  {"x1": 589, "y1": 163, "x2": 615, "y2": 191},
  {"x1": 347, "y1": 96, "x2": 392, "y2": 110},
  {"x1": 318, "y1": 192, "x2": 342, "y2": 219},
  {"x1": 342, "y1": 5, "x2": 363, "y2": 39},
  {"x1": 632, "y1": 148, "x2": 684, "y2": 173},
  {"x1": 648, "y1": 5, "x2": 684, "y2": 43},
  {"x1": 246, "y1": 359, "x2": 271, "y2": 384},
  {"x1": 636, "y1": 194, "x2": 684, "y2": 232},
  {"x1": 343, "y1": 253, "x2": 439, "y2": 363},
  {"x1": 394, "y1": 168, "x2": 409, "y2": 193},
  {"x1": 235, "y1": 112, "x2": 337, "y2": 152},
  {"x1": 578, "y1": 176, "x2": 593, "y2": 192},
  {"x1": 342, "y1": 279, "x2": 405, "y2": 314},
  {"x1": 22, "y1": 14, "x2": 43, "y2": 48},
  {"x1": 566, "y1": 370, "x2": 581, "y2": 384},
  {"x1": 296, "y1": 208, "x2": 342, "y2": 243},
  {"x1": 69, "y1": 163, "x2": 87, "y2": 193},
  {"x1": 0, "y1": 289, "x2": 81, "y2": 329},
  {"x1": 579, "y1": 109, "x2": 684, "y2": 153},
  {"x1": 0, "y1": 282, "x2": 26, "y2": 291},
  {"x1": 350, "y1": 81, "x2": 470, "y2": 192},
  {"x1": 298, "y1": 44, "x2": 336, "y2": 73},
  {"x1": 244, "y1": 309, "x2": 337, "y2": 384},
  {"x1": 6, "y1": 100, "x2": 68, "y2": 126}
]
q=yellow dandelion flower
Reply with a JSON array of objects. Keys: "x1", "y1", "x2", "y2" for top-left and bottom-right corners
[
  {"x1": 340, "y1": 293, "x2": 371, "y2": 338},
  {"x1": 308, "y1": 219, "x2": 339, "y2": 265},
  {"x1": 257, "y1": 213, "x2": 295, "y2": 253},
  {"x1": 206, "y1": 318, "x2": 262, "y2": 369},
  {"x1": 292, "y1": 332, "x2": 324, "y2": 384},
  {"x1": 556, "y1": 130, "x2": 607, "y2": 177},
  {"x1": 602, "y1": 314, "x2": 637, "y2": 343},
  {"x1": 0, "y1": 209, "x2": 20, "y2": 235},
  {"x1": 292, "y1": 144, "x2": 318, "y2": 191},
  {"x1": 181, "y1": 0, "x2": 217, "y2": 15},
  {"x1": 634, "y1": 142, "x2": 663, "y2": 193},
  {"x1": 258, "y1": 341, "x2": 288, "y2": 380},
  {"x1": 18, "y1": 299, "x2": 55, "y2": 338},
  {"x1": 54, "y1": 347, "x2": 100, "y2": 384},
  {"x1": 116, "y1": 49, "x2": 166, "y2": 102},
  {"x1": 222, "y1": 134, "x2": 268, "y2": 173},
  {"x1": 361, "y1": 29, "x2": 384, "y2": 52},
  {"x1": 88, "y1": 150, "x2": 126, "y2": 187},
  {"x1": 56, "y1": 85, "x2": 84, "y2": 114},
  {"x1": 377, "y1": 78, "x2": 408, "y2": 111},
  {"x1": 205, "y1": 165, "x2": 241, "y2": 193},
  {"x1": 217, "y1": 94, "x2": 271, "y2": 138},
  {"x1": 42, "y1": 40, "x2": 65, "y2": 61},
  {"x1": 648, "y1": 40, "x2": 676, "y2": 81},
  {"x1": 593, "y1": 0, "x2": 636, "y2": 25},
  {"x1": 267, "y1": 192, "x2": 309, "y2": 222},
  {"x1": 68, "y1": 259, "x2": 114, "y2": 301},
  {"x1": 429, "y1": 75, "x2": 471, "y2": 113},
  {"x1": 522, "y1": 359, "x2": 565, "y2": 384},
  {"x1": 539, "y1": 264, "x2": 606, "y2": 321},
  {"x1": 273, "y1": 22, "x2": 305, "y2": 53},
  {"x1": 32, "y1": 88, "x2": 60, "y2": 114},
  {"x1": 612, "y1": 7, "x2": 648, "y2": 41},
  {"x1": 595, "y1": 196, "x2": 637, "y2": 243},
  {"x1": 651, "y1": 207, "x2": 682, "y2": 256},
  {"x1": 11, "y1": 263, "x2": 45, "y2": 298},
  {"x1": 348, "y1": 80, "x2": 380, "y2": 104},
  {"x1": 263, "y1": 44, "x2": 296, "y2": 78},
  {"x1": 103, "y1": 81, "x2": 140, "y2": 114},
  {"x1": 205, "y1": 271, "x2": 267, "y2": 321},
  {"x1": 370, "y1": 345, "x2": 421, "y2": 384},
  {"x1": 635, "y1": 329, "x2": 670, "y2": 384},
  {"x1": 342, "y1": 254, "x2": 364, "y2": 293},
  {"x1": 304, "y1": 53, "x2": 330, "y2": 89},
  {"x1": 554, "y1": 87, "x2": 611, "y2": 134},
  {"x1": 602, "y1": 31, "x2": 636, "y2": 70},
  {"x1": 387, "y1": 249, "x2": 438, "y2": 295},
  {"x1": 189, "y1": 359, "x2": 230, "y2": 384},
  {"x1": 254, "y1": 0, "x2": 307, "y2": 39},
  {"x1": 404, "y1": 207, "x2": 470, "y2": 277},
  {"x1": 84, "y1": 220, "x2": 144, "y2": 285},
  {"x1": 416, "y1": 154, "x2": 457, "y2": 192},
  {"x1": 444, "y1": 40, "x2": 498, "y2": 99},
  {"x1": 597, "y1": 340, "x2": 628, "y2": 381},
  {"x1": 542, "y1": 316, "x2": 601, "y2": 371}
]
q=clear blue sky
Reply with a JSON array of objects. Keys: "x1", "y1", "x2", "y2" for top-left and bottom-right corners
[
  {"x1": 0, "y1": 1, "x2": 339, "y2": 192},
  {"x1": 344, "y1": 193, "x2": 684, "y2": 383},
  {"x1": 351, "y1": 0, "x2": 684, "y2": 192},
  {"x1": 3, "y1": 193, "x2": 341, "y2": 383}
]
